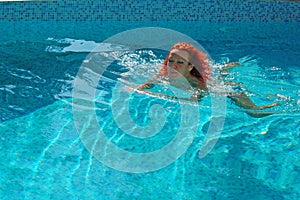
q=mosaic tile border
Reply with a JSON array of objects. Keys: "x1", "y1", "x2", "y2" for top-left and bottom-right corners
[{"x1": 0, "y1": 0, "x2": 299, "y2": 22}]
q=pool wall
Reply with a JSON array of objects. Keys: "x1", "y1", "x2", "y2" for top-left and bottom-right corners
[{"x1": 0, "y1": 0, "x2": 299, "y2": 22}]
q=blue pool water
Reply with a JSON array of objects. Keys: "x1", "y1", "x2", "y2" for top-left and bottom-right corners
[{"x1": 0, "y1": 21, "x2": 299, "y2": 199}]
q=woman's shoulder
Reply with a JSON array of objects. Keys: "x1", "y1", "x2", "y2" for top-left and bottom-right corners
[{"x1": 188, "y1": 76, "x2": 208, "y2": 91}]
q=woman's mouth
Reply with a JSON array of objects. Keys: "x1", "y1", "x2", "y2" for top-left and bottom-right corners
[{"x1": 168, "y1": 69, "x2": 179, "y2": 78}]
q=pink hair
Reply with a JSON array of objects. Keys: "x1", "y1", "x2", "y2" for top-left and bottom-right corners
[{"x1": 159, "y1": 42, "x2": 212, "y2": 85}]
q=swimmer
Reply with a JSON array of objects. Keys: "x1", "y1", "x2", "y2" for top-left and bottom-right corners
[{"x1": 132, "y1": 42, "x2": 278, "y2": 118}]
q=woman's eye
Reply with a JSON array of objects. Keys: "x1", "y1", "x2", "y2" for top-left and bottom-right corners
[
  {"x1": 168, "y1": 58, "x2": 174, "y2": 63},
  {"x1": 168, "y1": 58, "x2": 185, "y2": 64},
  {"x1": 177, "y1": 60, "x2": 185, "y2": 64}
]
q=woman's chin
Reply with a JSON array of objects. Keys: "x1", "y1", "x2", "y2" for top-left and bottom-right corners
[{"x1": 168, "y1": 73, "x2": 181, "y2": 79}]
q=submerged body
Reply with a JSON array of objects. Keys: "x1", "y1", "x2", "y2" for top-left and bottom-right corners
[{"x1": 134, "y1": 42, "x2": 277, "y2": 117}]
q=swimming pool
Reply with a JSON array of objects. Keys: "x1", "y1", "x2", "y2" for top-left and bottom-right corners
[{"x1": 1, "y1": 2, "x2": 300, "y2": 200}]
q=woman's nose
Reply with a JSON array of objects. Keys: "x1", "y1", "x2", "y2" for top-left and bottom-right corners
[{"x1": 168, "y1": 62, "x2": 177, "y2": 68}]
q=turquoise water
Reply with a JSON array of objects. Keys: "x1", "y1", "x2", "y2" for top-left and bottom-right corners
[{"x1": 0, "y1": 21, "x2": 299, "y2": 199}]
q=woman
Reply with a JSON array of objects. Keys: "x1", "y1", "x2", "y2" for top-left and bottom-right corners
[{"x1": 134, "y1": 42, "x2": 277, "y2": 117}]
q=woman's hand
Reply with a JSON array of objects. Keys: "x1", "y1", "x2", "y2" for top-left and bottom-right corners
[
  {"x1": 123, "y1": 83, "x2": 154, "y2": 92},
  {"x1": 224, "y1": 62, "x2": 241, "y2": 70}
]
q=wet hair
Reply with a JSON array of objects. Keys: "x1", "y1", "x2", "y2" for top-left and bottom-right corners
[{"x1": 159, "y1": 42, "x2": 211, "y2": 85}]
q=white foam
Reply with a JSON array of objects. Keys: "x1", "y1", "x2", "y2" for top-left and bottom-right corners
[{"x1": 45, "y1": 38, "x2": 127, "y2": 53}]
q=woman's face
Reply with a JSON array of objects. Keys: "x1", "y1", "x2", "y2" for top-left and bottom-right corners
[{"x1": 167, "y1": 53, "x2": 193, "y2": 79}]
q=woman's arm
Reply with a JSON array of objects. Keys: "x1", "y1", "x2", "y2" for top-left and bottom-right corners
[
  {"x1": 135, "y1": 89, "x2": 199, "y2": 102},
  {"x1": 227, "y1": 91, "x2": 278, "y2": 117},
  {"x1": 223, "y1": 62, "x2": 241, "y2": 71},
  {"x1": 124, "y1": 74, "x2": 161, "y2": 91}
]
